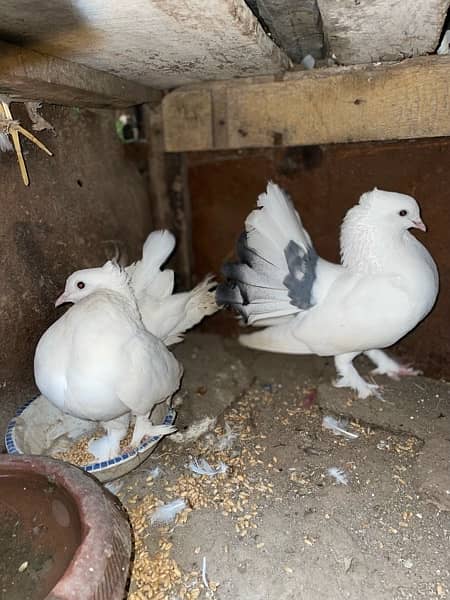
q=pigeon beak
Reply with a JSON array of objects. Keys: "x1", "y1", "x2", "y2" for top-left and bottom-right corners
[
  {"x1": 412, "y1": 219, "x2": 427, "y2": 232},
  {"x1": 55, "y1": 292, "x2": 68, "y2": 307}
]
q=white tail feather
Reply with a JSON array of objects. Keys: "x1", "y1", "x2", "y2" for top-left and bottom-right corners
[
  {"x1": 245, "y1": 181, "x2": 311, "y2": 269},
  {"x1": 163, "y1": 275, "x2": 218, "y2": 345},
  {"x1": 137, "y1": 274, "x2": 218, "y2": 345},
  {"x1": 128, "y1": 230, "x2": 175, "y2": 297},
  {"x1": 217, "y1": 182, "x2": 316, "y2": 326}
]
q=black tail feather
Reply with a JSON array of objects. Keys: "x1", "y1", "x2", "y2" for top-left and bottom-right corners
[
  {"x1": 215, "y1": 281, "x2": 249, "y2": 322},
  {"x1": 218, "y1": 225, "x2": 317, "y2": 323},
  {"x1": 283, "y1": 241, "x2": 318, "y2": 310}
]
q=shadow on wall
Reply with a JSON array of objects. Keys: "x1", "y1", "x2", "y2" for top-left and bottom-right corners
[
  {"x1": 188, "y1": 139, "x2": 450, "y2": 379},
  {"x1": 0, "y1": 0, "x2": 102, "y2": 57},
  {"x1": 0, "y1": 104, "x2": 151, "y2": 404},
  {"x1": 0, "y1": 0, "x2": 104, "y2": 107}
]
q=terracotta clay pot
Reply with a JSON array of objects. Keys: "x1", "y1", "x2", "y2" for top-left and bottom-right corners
[{"x1": 0, "y1": 455, "x2": 132, "y2": 600}]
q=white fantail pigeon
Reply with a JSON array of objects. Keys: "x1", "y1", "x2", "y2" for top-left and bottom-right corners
[
  {"x1": 217, "y1": 182, "x2": 439, "y2": 399},
  {"x1": 126, "y1": 230, "x2": 218, "y2": 345},
  {"x1": 34, "y1": 261, "x2": 183, "y2": 462}
]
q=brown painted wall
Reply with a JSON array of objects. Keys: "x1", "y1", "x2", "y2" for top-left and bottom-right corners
[
  {"x1": 188, "y1": 139, "x2": 450, "y2": 378},
  {"x1": 0, "y1": 104, "x2": 151, "y2": 413}
]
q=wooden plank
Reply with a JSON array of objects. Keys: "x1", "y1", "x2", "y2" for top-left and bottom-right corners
[
  {"x1": 163, "y1": 56, "x2": 450, "y2": 152},
  {"x1": 162, "y1": 89, "x2": 213, "y2": 152},
  {"x1": 248, "y1": 0, "x2": 323, "y2": 62},
  {"x1": 317, "y1": 0, "x2": 450, "y2": 64},
  {"x1": 0, "y1": 0, "x2": 290, "y2": 89},
  {"x1": 146, "y1": 105, "x2": 193, "y2": 289},
  {"x1": 0, "y1": 41, "x2": 159, "y2": 107}
]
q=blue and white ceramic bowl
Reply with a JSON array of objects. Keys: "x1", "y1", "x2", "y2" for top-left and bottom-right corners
[{"x1": 5, "y1": 395, "x2": 176, "y2": 482}]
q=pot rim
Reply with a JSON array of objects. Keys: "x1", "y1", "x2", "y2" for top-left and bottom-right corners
[{"x1": 0, "y1": 454, "x2": 132, "y2": 600}]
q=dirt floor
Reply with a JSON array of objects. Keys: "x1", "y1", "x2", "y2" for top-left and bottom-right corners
[
  {"x1": 2, "y1": 333, "x2": 450, "y2": 599},
  {"x1": 102, "y1": 334, "x2": 450, "y2": 600}
]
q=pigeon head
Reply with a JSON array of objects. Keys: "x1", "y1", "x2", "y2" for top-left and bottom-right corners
[
  {"x1": 341, "y1": 189, "x2": 428, "y2": 271},
  {"x1": 55, "y1": 261, "x2": 130, "y2": 306},
  {"x1": 358, "y1": 188, "x2": 426, "y2": 232}
]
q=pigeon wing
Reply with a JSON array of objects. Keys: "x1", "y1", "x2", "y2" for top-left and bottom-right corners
[{"x1": 117, "y1": 331, "x2": 183, "y2": 414}]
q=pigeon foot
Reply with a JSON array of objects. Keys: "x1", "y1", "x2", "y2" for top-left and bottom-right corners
[
  {"x1": 333, "y1": 375, "x2": 382, "y2": 400},
  {"x1": 88, "y1": 434, "x2": 122, "y2": 462},
  {"x1": 131, "y1": 414, "x2": 176, "y2": 448},
  {"x1": 334, "y1": 352, "x2": 383, "y2": 399},
  {"x1": 371, "y1": 365, "x2": 422, "y2": 381},
  {"x1": 365, "y1": 349, "x2": 422, "y2": 381},
  {"x1": 87, "y1": 414, "x2": 130, "y2": 462}
]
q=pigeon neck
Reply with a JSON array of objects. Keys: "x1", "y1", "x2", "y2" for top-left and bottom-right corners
[
  {"x1": 340, "y1": 215, "x2": 403, "y2": 273},
  {"x1": 102, "y1": 280, "x2": 140, "y2": 311}
]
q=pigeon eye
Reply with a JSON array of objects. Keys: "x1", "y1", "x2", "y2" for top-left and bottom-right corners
[
  {"x1": 77, "y1": 281, "x2": 85, "y2": 289},
  {"x1": 399, "y1": 209, "x2": 408, "y2": 217}
]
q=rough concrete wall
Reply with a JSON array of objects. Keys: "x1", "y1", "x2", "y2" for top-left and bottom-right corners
[
  {"x1": 0, "y1": 104, "x2": 151, "y2": 426},
  {"x1": 188, "y1": 139, "x2": 450, "y2": 379}
]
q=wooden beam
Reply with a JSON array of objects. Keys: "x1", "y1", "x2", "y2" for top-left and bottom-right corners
[
  {"x1": 0, "y1": 41, "x2": 160, "y2": 107},
  {"x1": 317, "y1": 0, "x2": 449, "y2": 65},
  {"x1": 163, "y1": 56, "x2": 450, "y2": 152},
  {"x1": 145, "y1": 104, "x2": 193, "y2": 289},
  {"x1": 248, "y1": 0, "x2": 323, "y2": 62},
  {"x1": 0, "y1": 0, "x2": 290, "y2": 89}
]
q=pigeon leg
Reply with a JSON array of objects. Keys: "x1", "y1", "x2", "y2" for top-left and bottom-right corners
[
  {"x1": 365, "y1": 349, "x2": 422, "y2": 380},
  {"x1": 130, "y1": 411, "x2": 177, "y2": 448},
  {"x1": 333, "y1": 352, "x2": 382, "y2": 399},
  {"x1": 88, "y1": 413, "x2": 130, "y2": 462}
]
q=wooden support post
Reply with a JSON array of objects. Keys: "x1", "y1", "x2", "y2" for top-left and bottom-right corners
[{"x1": 145, "y1": 104, "x2": 193, "y2": 289}]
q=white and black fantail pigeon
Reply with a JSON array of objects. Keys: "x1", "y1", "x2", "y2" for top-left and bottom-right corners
[
  {"x1": 34, "y1": 261, "x2": 183, "y2": 462},
  {"x1": 126, "y1": 230, "x2": 218, "y2": 345},
  {"x1": 216, "y1": 182, "x2": 438, "y2": 399}
]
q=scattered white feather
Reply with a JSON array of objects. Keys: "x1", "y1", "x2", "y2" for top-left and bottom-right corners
[
  {"x1": 328, "y1": 467, "x2": 349, "y2": 485},
  {"x1": 322, "y1": 416, "x2": 359, "y2": 439},
  {"x1": 104, "y1": 479, "x2": 124, "y2": 495},
  {"x1": 150, "y1": 498, "x2": 187, "y2": 525},
  {"x1": 0, "y1": 133, "x2": 13, "y2": 152},
  {"x1": 215, "y1": 423, "x2": 238, "y2": 451},
  {"x1": 148, "y1": 466, "x2": 161, "y2": 478},
  {"x1": 301, "y1": 54, "x2": 315, "y2": 69},
  {"x1": 188, "y1": 457, "x2": 228, "y2": 476},
  {"x1": 437, "y1": 30, "x2": 450, "y2": 55},
  {"x1": 202, "y1": 556, "x2": 210, "y2": 589},
  {"x1": 138, "y1": 465, "x2": 162, "y2": 478}
]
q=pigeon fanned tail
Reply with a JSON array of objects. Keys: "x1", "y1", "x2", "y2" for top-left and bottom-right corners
[
  {"x1": 216, "y1": 182, "x2": 318, "y2": 324},
  {"x1": 127, "y1": 230, "x2": 218, "y2": 343},
  {"x1": 160, "y1": 275, "x2": 218, "y2": 345},
  {"x1": 137, "y1": 275, "x2": 218, "y2": 345}
]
